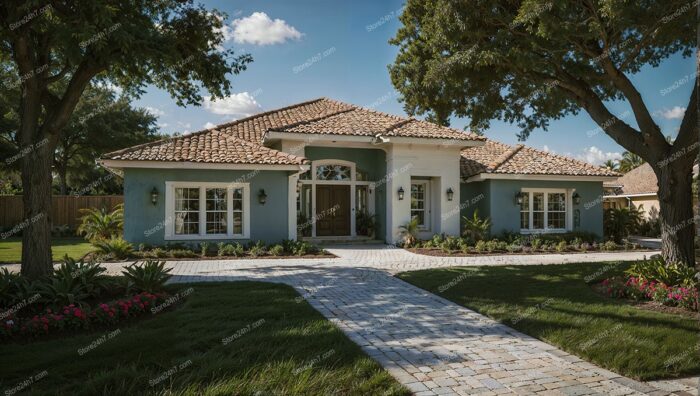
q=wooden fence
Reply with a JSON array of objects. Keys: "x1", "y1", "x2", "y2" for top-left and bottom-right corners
[{"x1": 0, "y1": 195, "x2": 123, "y2": 230}]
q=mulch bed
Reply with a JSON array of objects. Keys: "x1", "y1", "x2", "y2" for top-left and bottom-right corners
[
  {"x1": 408, "y1": 248, "x2": 652, "y2": 257},
  {"x1": 591, "y1": 286, "x2": 700, "y2": 320}
]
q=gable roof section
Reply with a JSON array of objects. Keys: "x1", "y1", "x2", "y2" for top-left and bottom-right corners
[
  {"x1": 605, "y1": 163, "x2": 658, "y2": 195},
  {"x1": 103, "y1": 98, "x2": 485, "y2": 165},
  {"x1": 460, "y1": 140, "x2": 619, "y2": 179},
  {"x1": 103, "y1": 130, "x2": 308, "y2": 166}
]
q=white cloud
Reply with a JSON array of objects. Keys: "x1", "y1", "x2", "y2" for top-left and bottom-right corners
[
  {"x1": 145, "y1": 107, "x2": 165, "y2": 117},
  {"x1": 203, "y1": 92, "x2": 262, "y2": 117},
  {"x1": 204, "y1": 122, "x2": 217, "y2": 129},
  {"x1": 231, "y1": 12, "x2": 303, "y2": 45},
  {"x1": 655, "y1": 106, "x2": 686, "y2": 120},
  {"x1": 575, "y1": 146, "x2": 622, "y2": 165}
]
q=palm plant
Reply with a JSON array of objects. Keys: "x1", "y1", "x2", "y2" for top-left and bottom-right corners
[
  {"x1": 462, "y1": 209, "x2": 491, "y2": 241},
  {"x1": 77, "y1": 204, "x2": 124, "y2": 241},
  {"x1": 398, "y1": 217, "x2": 420, "y2": 247},
  {"x1": 604, "y1": 207, "x2": 642, "y2": 243},
  {"x1": 618, "y1": 151, "x2": 645, "y2": 173},
  {"x1": 603, "y1": 159, "x2": 619, "y2": 171},
  {"x1": 122, "y1": 260, "x2": 172, "y2": 293}
]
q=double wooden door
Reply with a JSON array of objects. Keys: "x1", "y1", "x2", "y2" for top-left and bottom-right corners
[{"x1": 315, "y1": 185, "x2": 350, "y2": 236}]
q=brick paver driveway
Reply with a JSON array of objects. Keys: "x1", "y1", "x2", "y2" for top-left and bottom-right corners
[{"x1": 165, "y1": 246, "x2": 695, "y2": 396}]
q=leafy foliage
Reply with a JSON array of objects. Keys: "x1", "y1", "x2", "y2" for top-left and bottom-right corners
[
  {"x1": 626, "y1": 256, "x2": 699, "y2": 287},
  {"x1": 399, "y1": 217, "x2": 421, "y2": 247},
  {"x1": 356, "y1": 210, "x2": 377, "y2": 237},
  {"x1": 77, "y1": 204, "x2": 124, "y2": 241},
  {"x1": 604, "y1": 208, "x2": 642, "y2": 243},
  {"x1": 92, "y1": 237, "x2": 133, "y2": 260},
  {"x1": 122, "y1": 261, "x2": 172, "y2": 293},
  {"x1": 462, "y1": 210, "x2": 491, "y2": 241}
]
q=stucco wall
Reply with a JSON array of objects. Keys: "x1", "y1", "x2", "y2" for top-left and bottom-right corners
[
  {"x1": 461, "y1": 179, "x2": 605, "y2": 237},
  {"x1": 304, "y1": 146, "x2": 387, "y2": 239},
  {"x1": 123, "y1": 168, "x2": 290, "y2": 245},
  {"x1": 460, "y1": 180, "x2": 490, "y2": 229}
]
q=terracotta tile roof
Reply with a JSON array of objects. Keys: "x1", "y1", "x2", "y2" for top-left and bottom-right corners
[
  {"x1": 460, "y1": 140, "x2": 620, "y2": 179},
  {"x1": 103, "y1": 98, "x2": 485, "y2": 165},
  {"x1": 103, "y1": 131, "x2": 308, "y2": 165},
  {"x1": 605, "y1": 163, "x2": 658, "y2": 195}
]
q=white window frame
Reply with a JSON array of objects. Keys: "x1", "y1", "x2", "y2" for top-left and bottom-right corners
[
  {"x1": 410, "y1": 180, "x2": 431, "y2": 231},
  {"x1": 520, "y1": 188, "x2": 572, "y2": 234},
  {"x1": 165, "y1": 181, "x2": 250, "y2": 240}
]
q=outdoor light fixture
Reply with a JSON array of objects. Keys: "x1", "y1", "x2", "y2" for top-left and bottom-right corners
[
  {"x1": 398, "y1": 187, "x2": 405, "y2": 200},
  {"x1": 515, "y1": 192, "x2": 524, "y2": 205},
  {"x1": 258, "y1": 189, "x2": 268, "y2": 205},
  {"x1": 150, "y1": 187, "x2": 159, "y2": 206},
  {"x1": 573, "y1": 192, "x2": 581, "y2": 205},
  {"x1": 446, "y1": 187, "x2": 454, "y2": 201}
]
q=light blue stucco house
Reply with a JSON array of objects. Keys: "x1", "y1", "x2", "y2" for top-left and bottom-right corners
[{"x1": 100, "y1": 98, "x2": 618, "y2": 246}]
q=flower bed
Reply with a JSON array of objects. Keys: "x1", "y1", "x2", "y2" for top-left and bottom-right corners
[
  {"x1": 598, "y1": 277, "x2": 699, "y2": 312},
  {"x1": 407, "y1": 234, "x2": 649, "y2": 256},
  {"x1": 1, "y1": 292, "x2": 168, "y2": 340}
]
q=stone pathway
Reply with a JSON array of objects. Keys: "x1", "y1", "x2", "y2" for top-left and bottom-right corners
[{"x1": 159, "y1": 246, "x2": 695, "y2": 396}]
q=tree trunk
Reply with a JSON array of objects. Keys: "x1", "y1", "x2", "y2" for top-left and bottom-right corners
[
  {"x1": 20, "y1": 144, "x2": 54, "y2": 279},
  {"x1": 58, "y1": 164, "x2": 68, "y2": 195},
  {"x1": 655, "y1": 161, "x2": 696, "y2": 266}
]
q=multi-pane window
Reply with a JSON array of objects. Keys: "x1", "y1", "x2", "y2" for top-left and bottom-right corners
[
  {"x1": 167, "y1": 183, "x2": 248, "y2": 239},
  {"x1": 205, "y1": 188, "x2": 227, "y2": 234},
  {"x1": 520, "y1": 190, "x2": 568, "y2": 232},
  {"x1": 174, "y1": 188, "x2": 199, "y2": 235},
  {"x1": 411, "y1": 182, "x2": 429, "y2": 229},
  {"x1": 315, "y1": 164, "x2": 351, "y2": 181},
  {"x1": 232, "y1": 188, "x2": 243, "y2": 235}
]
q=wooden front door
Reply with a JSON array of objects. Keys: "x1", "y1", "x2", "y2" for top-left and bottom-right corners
[{"x1": 315, "y1": 185, "x2": 351, "y2": 236}]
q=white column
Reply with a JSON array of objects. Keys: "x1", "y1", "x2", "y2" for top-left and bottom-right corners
[{"x1": 288, "y1": 174, "x2": 299, "y2": 240}]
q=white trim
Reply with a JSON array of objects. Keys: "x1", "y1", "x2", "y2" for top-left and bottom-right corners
[
  {"x1": 603, "y1": 193, "x2": 657, "y2": 198},
  {"x1": 100, "y1": 159, "x2": 306, "y2": 171},
  {"x1": 465, "y1": 173, "x2": 617, "y2": 182},
  {"x1": 164, "y1": 181, "x2": 250, "y2": 240},
  {"x1": 410, "y1": 180, "x2": 431, "y2": 231},
  {"x1": 264, "y1": 131, "x2": 483, "y2": 148}
]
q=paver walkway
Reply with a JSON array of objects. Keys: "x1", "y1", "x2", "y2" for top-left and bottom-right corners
[{"x1": 160, "y1": 246, "x2": 695, "y2": 396}]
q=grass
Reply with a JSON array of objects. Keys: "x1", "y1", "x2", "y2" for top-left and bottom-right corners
[
  {"x1": 0, "y1": 237, "x2": 93, "y2": 263},
  {"x1": 0, "y1": 282, "x2": 408, "y2": 395},
  {"x1": 397, "y1": 262, "x2": 700, "y2": 381}
]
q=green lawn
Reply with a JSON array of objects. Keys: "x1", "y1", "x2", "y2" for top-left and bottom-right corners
[
  {"x1": 0, "y1": 282, "x2": 408, "y2": 396},
  {"x1": 397, "y1": 263, "x2": 700, "y2": 381},
  {"x1": 0, "y1": 237, "x2": 93, "y2": 263}
]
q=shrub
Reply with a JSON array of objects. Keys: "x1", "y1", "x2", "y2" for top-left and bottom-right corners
[
  {"x1": 580, "y1": 242, "x2": 591, "y2": 252},
  {"x1": 602, "y1": 241, "x2": 618, "y2": 251},
  {"x1": 122, "y1": 260, "x2": 172, "y2": 293},
  {"x1": 440, "y1": 236, "x2": 461, "y2": 253},
  {"x1": 281, "y1": 240, "x2": 320, "y2": 256},
  {"x1": 248, "y1": 241, "x2": 267, "y2": 257},
  {"x1": 77, "y1": 204, "x2": 124, "y2": 241},
  {"x1": 268, "y1": 244, "x2": 284, "y2": 256},
  {"x1": 570, "y1": 237, "x2": 583, "y2": 250},
  {"x1": 150, "y1": 247, "x2": 168, "y2": 259},
  {"x1": 458, "y1": 239, "x2": 471, "y2": 253},
  {"x1": 399, "y1": 217, "x2": 420, "y2": 247},
  {"x1": 604, "y1": 207, "x2": 642, "y2": 243},
  {"x1": 169, "y1": 249, "x2": 197, "y2": 258},
  {"x1": 0, "y1": 268, "x2": 21, "y2": 307},
  {"x1": 199, "y1": 242, "x2": 210, "y2": 258},
  {"x1": 462, "y1": 210, "x2": 491, "y2": 241},
  {"x1": 217, "y1": 242, "x2": 244, "y2": 257},
  {"x1": 53, "y1": 257, "x2": 110, "y2": 299},
  {"x1": 425, "y1": 234, "x2": 444, "y2": 248},
  {"x1": 531, "y1": 238, "x2": 542, "y2": 251},
  {"x1": 38, "y1": 276, "x2": 89, "y2": 309},
  {"x1": 556, "y1": 240, "x2": 568, "y2": 252},
  {"x1": 475, "y1": 240, "x2": 487, "y2": 253},
  {"x1": 507, "y1": 244, "x2": 522, "y2": 253},
  {"x1": 92, "y1": 237, "x2": 133, "y2": 260},
  {"x1": 626, "y1": 256, "x2": 698, "y2": 287},
  {"x1": 601, "y1": 276, "x2": 699, "y2": 312},
  {"x1": 485, "y1": 239, "x2": 499, "y2": 252}
]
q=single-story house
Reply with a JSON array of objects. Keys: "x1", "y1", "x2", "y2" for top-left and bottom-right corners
[
  {"x1": 603, "y1": 163, "x2": 698, "y2": 220},
  {"x1": 100, "y1": 98, "x2": 619, "y2": 245}
]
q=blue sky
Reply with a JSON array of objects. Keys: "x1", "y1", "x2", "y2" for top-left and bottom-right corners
[{"x1": 133, "y1": 0, "x2": 696, "y2": 165}]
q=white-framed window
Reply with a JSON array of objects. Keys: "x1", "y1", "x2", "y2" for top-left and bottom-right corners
[
  {"x1": 165, "y1": 182, "x2": 250, "y2": 240},
  {"x1": 520, "y1": 189, "x2": 570, "y2": 233},
  {"x1": 411, "y1": 181, "x2": 430, "y2": 230}
]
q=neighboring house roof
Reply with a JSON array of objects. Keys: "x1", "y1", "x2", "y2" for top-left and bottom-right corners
[
  {"x1": 605, "y1": 163, "x2": 658, "y2": 195},
  {"x1": 103, "y1": 131, "x2": 308, "y2": 166},
  {"x1": 103, "y1": 98, "x2": 484, "y2": 165},
  {"x1": 460, "y1": 140, "x2": 620, "y2": 179}
]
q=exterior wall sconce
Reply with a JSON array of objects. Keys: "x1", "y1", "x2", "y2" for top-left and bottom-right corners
[
  {"x1": 258, "y1": 189, "x2": 268, "y2": 205},
  {"x1": 398, "y1": 187, "x2": 405, "y2": 200},
  {"x1": 515, "y1": 192, "x2": 524, "y2": 205},
  {"x1": 446, "y1": 187, "x2": 454, "y2": 201},
  {"x1": 150, "y1": 187, "x2": 159, "y2": 206},
  {"x1": 573, "y1": 192, "x2": 581, "y2": 205}
]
